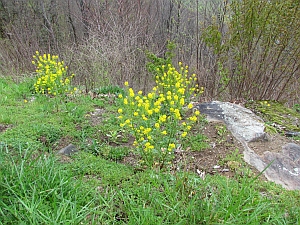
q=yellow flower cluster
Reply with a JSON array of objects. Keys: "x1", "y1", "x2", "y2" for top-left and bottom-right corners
[
  {"x1": 156, "y1": 63, "x2": 199, "y2": 99},
  {"x1": 32, "y1": 51, "x2": 76, "y2": 96},
  {"x1": 118, "y1": 62, "x2": 202, "y2": 168}
]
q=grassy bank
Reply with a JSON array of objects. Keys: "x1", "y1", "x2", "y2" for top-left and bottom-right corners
[{"x1": 0, "y1": 77, "x2": 299, "y2": 224}]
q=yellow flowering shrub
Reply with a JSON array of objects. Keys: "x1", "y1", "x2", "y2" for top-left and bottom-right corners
[
  {"x1": 32, "y1": 51, "x2": 76, "y2": 96},
  {"x1": 118, "y1": 62, "x2": 202, "y2": 169}
]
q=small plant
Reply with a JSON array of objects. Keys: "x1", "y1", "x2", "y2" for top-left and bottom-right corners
[
  {"x1": 117, "y1": 62, "x2": 202, "y2": 169},
  {"x1": 106, "y1": 130, "x2": 124, "y2": 144},
  {"x1": 181, "y1": 133, "x2": 209, "y2": 151},
  {"x1": 32, "y1": 51, "x2": 76, "y2": 96},
  {"x1": 293, "y1": 103, "x2": 300, "y2": 112},
  {"x1": 215, "y1": 124, "x2": 227, "y2": 143},
  {"x1": 220, "y1": 148, "x2": 252, "y2": 176},
  {"x1": 94, "y1": 85, "x2": 125, "y2": 96}
]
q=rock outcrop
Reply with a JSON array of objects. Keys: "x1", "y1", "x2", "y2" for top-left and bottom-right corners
[{"x1": 196, "y1": 101, "x2": 300, "y2": 190}]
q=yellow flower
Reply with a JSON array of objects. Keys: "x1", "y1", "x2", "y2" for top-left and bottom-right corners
[
  {"x1": 161, "y1": 130, "x2": 167, "y2": 135},
  {"x1": 123, "y1": 98, "x2": 128, "y2": 105},
  {"x1": 178, "y1": 88, "x2": 185, "y2": 94},
  {"x1": 24, "y1": 99, "x2": 28, "y2": 103},
  {"x1": 155, "y1": 123, "x2": 160, "y2": 128},
  {"x1": 133, "y1": 112, "x2": 139, "y2": 116},
  {"x1": 180, "y1": 98, "x2": 185, "y2": 106},
  {"x1": 143, "y1": 128, "x2": 152, "y2": 135},
  {"x1": 188, "y1": 103, "x2": 193, "y2": 109},
  {"x1": 188, "y1": 116, "x2": 197, "y2": 122},
  {"x1": 159, "y1": 115, "x2": 167, "y2": 123},
  {"x1": 118, "y1": 108, "x2": 123, "y2": 113},
  {"x1": 194, "y1": 110, "x2": 200, "y2": 116},
  {"x1": 154, "y1": 107, "x2": 160, "y2": 113},
  {"x1": 129, "y1": 88, "x2": 135, "y2": 97},
  {"x1": 124, "y1": 81, "x2": 129, "y2": 86},
  {"x1": 174, "y1": 109, "x2": 181, "y2": 119},
  {"x1": 138, "y1": 90, "x2": 143, "y2": 95},
  {"x1": 168, "y1": 143, "x2": 175, "y2": 151},
  {"x1": 148, "y1": 92, "x2": 154, "y2": 99},
  {"x1": 181, "y1": 132, "x2": 187, "y2": 138}
]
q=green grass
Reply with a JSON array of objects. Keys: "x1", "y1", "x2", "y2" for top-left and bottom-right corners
[{"x1": 0, "y1": 77, "x2": 299, "y2": 224}]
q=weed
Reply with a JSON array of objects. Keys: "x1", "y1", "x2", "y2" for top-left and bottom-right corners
[
  {"x1": 182, "y1": 133, "x2": 209, "y2": 151},
  {"x1": 215, "y1": 124, "x2": 227, "y2": 143},
  {"x1": 93, "y1": 85, "x2": 125, "y2": 96},
  {"x1": 32, "y1": 51, "x2": 76, "y2": 96},
  {"x1": 117, "y1": 62, "x2": 202, "y2": 168}
]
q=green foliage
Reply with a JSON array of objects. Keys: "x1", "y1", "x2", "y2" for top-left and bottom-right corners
[
  {"x1": 70, "y1": 152, "x2": 133, "y2": 186},
  {"x1": 293, "y1": 103, "x2": 300, "y2": 112},
  {"x1": 145, "y1": 40, "x2": 176, "y2": 75},
  {"x1": 1, "y1": 78, "x2": 300, "y2": 224},
  {"x1": 182, "y1": 133, "x2": 209, "y2": 151},
  {"x1": 201, "y1": 0, "x2": 300, "y2": 100},
  {"x1": 117, "y1": 62, "x2": 202, "y2": 168},
  {"x1": 201, "y1": 24, "x2": 222, "y2": 54},
  {"x1": 93, "y1": 85, "x2": 125, "y2": 96},
  {"x1": 32, "y1": 51, "x2": 77, "y2": 96},
  {"x1": 0, "y1": 146, "x2": 98, "y2": 224},
  {"x1": 215, "y1": 124, "x2": 228, "y2": 143},
  {"x1": 246, "y1": 100, "x2": 300, "y2": 132}
]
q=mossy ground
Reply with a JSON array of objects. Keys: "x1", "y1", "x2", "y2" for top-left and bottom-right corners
[{"x1": 246, "y1": 100, "x2": 300, "y2": 133}]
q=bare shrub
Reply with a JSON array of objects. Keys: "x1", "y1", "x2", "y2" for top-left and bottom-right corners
[{"x1": 201, "y1": 0, "x2": 300, "y2": 103}]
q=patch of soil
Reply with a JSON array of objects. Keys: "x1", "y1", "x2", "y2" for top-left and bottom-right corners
[
  {"x1": 121, "y1": 121, "x2": 248, "y2": 178},
  {"x1": 88, "y1": 108, "x2": 106, "y2": 126},
  {"x1": 0, "y1": 124, "x2": 13, "y2": 133},
  {"x1": 120, "y1": 120, "x2": 299, "y2": 181},
  {"x1": 172, "y1": 121, "x2": 245, "y2": 178}
]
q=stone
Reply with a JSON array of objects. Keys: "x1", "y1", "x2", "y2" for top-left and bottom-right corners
[
  {"x1": 196, "y1": 101, "x2": 300, "y2": 190},
  {"x1": 57, "y1": 144, "x2": 78, "y2": 156},
  {"x1": 195, "y1": 101, "x2": 266, "y2": 142},
  {"x1": 262, "y1": 143, "x2": 300, "y2": 190}
]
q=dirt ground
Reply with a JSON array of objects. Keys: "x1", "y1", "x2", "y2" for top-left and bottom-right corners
[{"x1": 121, "y1": 119, "x2": 300, "y2": 180}]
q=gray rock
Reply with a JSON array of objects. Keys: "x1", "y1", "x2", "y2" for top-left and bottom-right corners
[
  {"x1": 262, "y1": 143, "x2": 300, "y2": 190},
  {"x1": 196, "y1": 101, "x2": 300, "y2": 190},
  {"x1": 57, "y1": 144, "x2": 78, "y2": 156},
  {"x1": 195, "y1": 101, "x2": 266, "y2": 142}
]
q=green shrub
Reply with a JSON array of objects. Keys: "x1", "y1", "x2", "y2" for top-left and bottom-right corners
[
  {"x1": 117, "y1": 62, "x2": 202, "y2": 169},
  {"x1": 32, "y1": 51, "x2": 76, "y2": 96}
]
